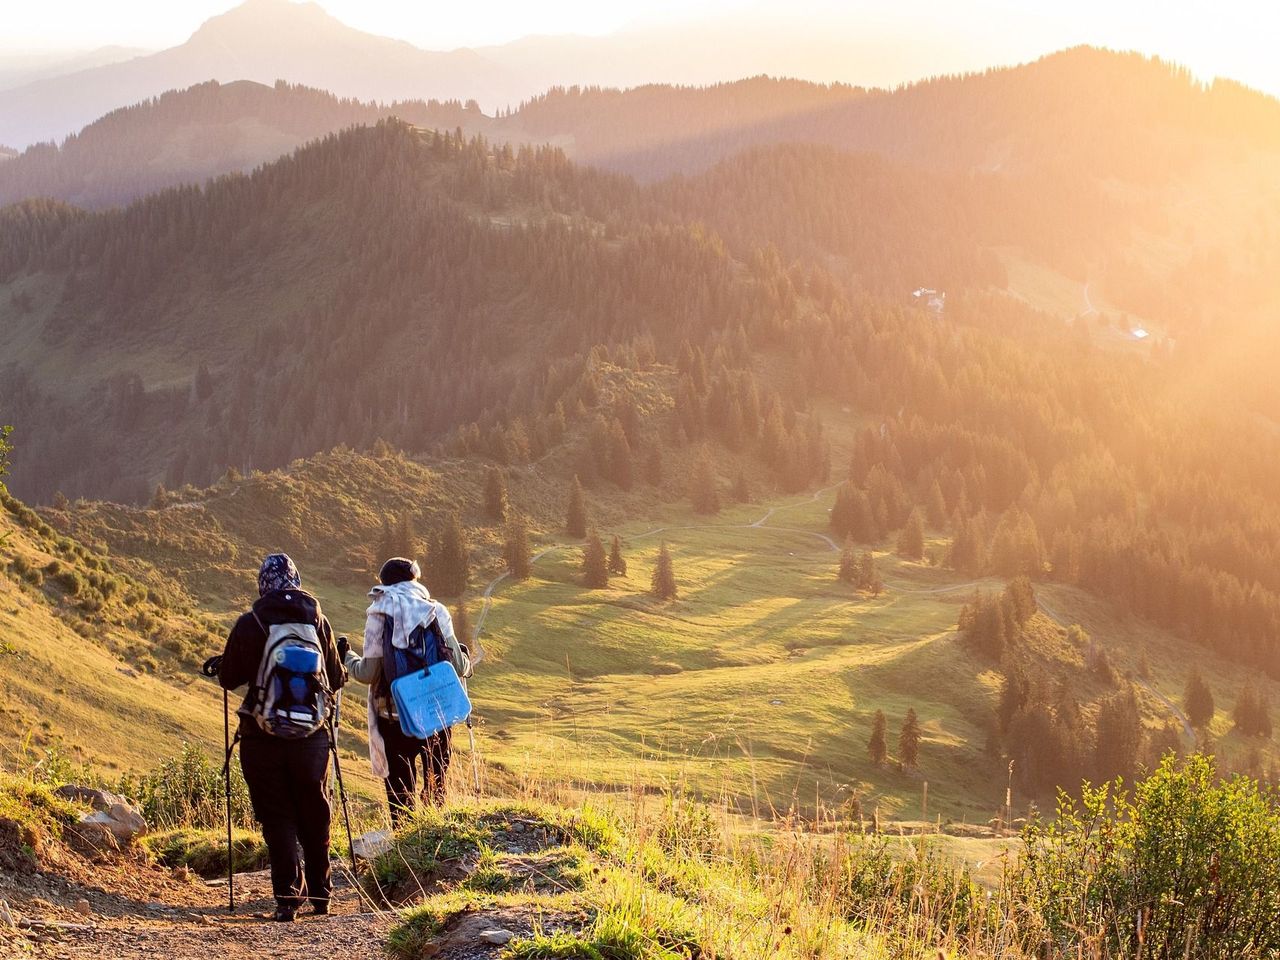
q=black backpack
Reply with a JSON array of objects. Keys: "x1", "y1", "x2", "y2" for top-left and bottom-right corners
[{"x1": 248, "y1": 612, "x2": 331, "y2": 739}]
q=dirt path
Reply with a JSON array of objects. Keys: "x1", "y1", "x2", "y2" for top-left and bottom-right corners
[{"x1": 48, "y1": 867, "x2": 391, "y2": 960}]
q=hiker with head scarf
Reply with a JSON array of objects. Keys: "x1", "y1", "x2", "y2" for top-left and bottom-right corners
[
  {"x1": 218, "y1": 553, "x2": 345, "y2": 922},
  {"x1": 341, "y1": 557, "x2": 471, "y2": 824}
]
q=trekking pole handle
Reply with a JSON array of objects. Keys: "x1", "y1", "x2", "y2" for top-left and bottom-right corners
[{"x1": 201, "y1": 655, "x2": 223, "y2": 678}]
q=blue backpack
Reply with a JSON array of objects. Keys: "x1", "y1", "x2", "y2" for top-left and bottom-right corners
[{"x1": 377, "y1": 609, "x2": 470, "y2": 739}]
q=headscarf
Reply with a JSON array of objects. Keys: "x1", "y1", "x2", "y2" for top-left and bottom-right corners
[{"x1": 257, "y1": 553, "x2": 301, "y2": 596}]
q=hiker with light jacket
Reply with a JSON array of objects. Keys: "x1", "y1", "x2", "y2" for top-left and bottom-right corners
[
  {"x1": 340, "y1": 557, "x2": 471, "y2": 824},
  {"x1": 218, "y1": 553, "x2": 345, "y2": 922}
]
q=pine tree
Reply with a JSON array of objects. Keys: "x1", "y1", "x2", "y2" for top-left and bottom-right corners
[
  {"x1": 1094, "y1": 686, "x2": 1142, "y2": 781},
  {"x1": 898, "y1": 708, "x2": 922, "y2": 769},
  {"x1": 645, "y1": 446, "x2": 663, "y2": 486},
  {"x1": 607, "y1": 420, "x2": 633, "y2": 490},
  {"x1": 733, "y1": 470, "x2": 750, "y2": 503},
  {"x1": 581, "y1": 529, "x2": 609, "y2": 588},
  {"x1": 690, "y1": 449, "x2": 720, "y2": 515},
  {"x1": 608, "y1": 535, "x2": 627, "y2": 576},
  {"x1": 896, "y1": 508, "x2": 925, "y2": 560},
  {"x1": 868, "y1": 710, "x2": 888, "y2": 766},
  {"x1": 1184, "y1": 668, "x2": 1215, "y2": 730},
  {"x1": 925, "y1": 479, "x2": 948, "y2": 528},
  {"x1": 434, "y1": 513, "x2": 470, "y2": 597},
  {"x1": 483, "y1": 466, "x2": 509, "y2": 522},
  {"x1": 651, "y1": 541, "x2": 678, "y2": 600},
  {"x1": 150, "y1": 483, "x2": 167, "y2": 509},
  {"x1": 505, "y1": 514, "x2": 532, "y2": 580},
  {"x1": 838, "y1": 538, "x2": 857, "y2": 583},
  {"x1": 566, "y1": 474, "x2": 588, "y2": 539},
  {"x1": 453, "y1": 600, "x2": 472, "y2": 648}
]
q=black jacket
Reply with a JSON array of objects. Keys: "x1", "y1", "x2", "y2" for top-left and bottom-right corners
[{"x1": 219, "y1": 588, "x2": 345, "y2": 737}]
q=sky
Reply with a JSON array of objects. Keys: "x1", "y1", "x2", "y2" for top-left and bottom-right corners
[{"x1": 2, "y1": 0, "x2": 1279, "y2": 98}]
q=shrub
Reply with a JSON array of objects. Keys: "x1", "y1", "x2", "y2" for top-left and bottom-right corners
[
  {"x1": 1017, "y1": 754, "x2": 1280, "y2": 958},
  {"x1": 118, "y1": 743, "x2": 252, "y2": 830},
  {"x1": 142, "y1": 827, "x2": 268, "y2": 878}
]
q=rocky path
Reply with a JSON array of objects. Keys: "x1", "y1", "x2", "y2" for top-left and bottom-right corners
[{"x1": 6, "y1": 861, "x2": 391, "y2": 960}]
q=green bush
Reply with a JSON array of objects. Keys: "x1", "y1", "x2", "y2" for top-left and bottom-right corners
[
  {"x1": 1017, "y1": 754, "x2": 1280, "y2": 959},
  {"x1": 118, "y1": 743, "x2": 252, "y2": 830}
]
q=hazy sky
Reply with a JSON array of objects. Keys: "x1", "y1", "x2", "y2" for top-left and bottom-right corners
[{"x1": 3, "y1": 0, "x2": 1279, "y2": 97}]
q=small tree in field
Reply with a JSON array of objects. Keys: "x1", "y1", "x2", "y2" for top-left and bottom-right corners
[
  {"x1": 1184, "y1": 668, "x2": 1215, "y2": 730},
  {"x1": 896, "y1": 509, "x2": 925, "y2": 560},
  {"x1": 483, "y1": 466, "x2": 508, "y2": 522},
  {"x1": 838, "y1": 538, "x2": 857, "y2": 582},
  {"x1": 898, "y1": 708, "x2": 921, "y2": 769},
  {"x1": 505, "y1": 514, "x2": 532, "y2": 580},
  {"x1": 651, "y1": 542, "x2": 678, "y2": 601},
  {"x1": 608, "y1": 535, "x2": 627, "y2": 576},
  {"x1": 566, "y1": 475, "x2": 588, "y2": 539},
  {"x1": 868, "y1": 710, "x2": 888, "y2": 766},
  {"x1": 453, "y1": 600, "x2": 471, "y2": 646},
  {"x1": 581, "y1": 529, "x2": 609, "y2": 588}
]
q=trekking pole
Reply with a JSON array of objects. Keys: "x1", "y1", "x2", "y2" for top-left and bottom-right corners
[
  {"x1": 466, "y1": 718, "x2": 481, "y2": 793},
  {"x1": 329, "y1": 701, "x2": 357, "y2": 869},
  {"x1": 222, "y1": 687, "x2": 235, "y2": 912},
  {"x1": 201, "y1": 655, "x2": 235, "y2": 913}
]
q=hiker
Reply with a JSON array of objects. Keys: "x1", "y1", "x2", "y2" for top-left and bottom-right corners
[
  {"x1": 218, "y1": 553, "x2": 345, "y2": 922},
  {"x1": 340, "y1": 557, "x2": 471, "y2": 824}
]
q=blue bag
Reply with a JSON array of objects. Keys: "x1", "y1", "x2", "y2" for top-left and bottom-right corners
[{"x1": 390, "y1": 661, "x2": 472, "y2": 740}]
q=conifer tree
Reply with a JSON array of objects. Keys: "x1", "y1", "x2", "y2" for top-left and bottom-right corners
[
  {"x1": 483, "y1": 466, "x2": 509, "y2": 522},
  {"x1": 690, "y1": 449, "x2": 720, "y2": 515},
  {"x1": 898, "y1": 708, "x2": 922, "y2": 769},
  {"x1": 868, "y1": 710, "x2": 888, "y2": 766},
  {"x1": 433, "y1": 513, "x2": 469, "y2": 597},
  {"x1": 608, "y1": 535, "x2": 627, "y2": 576},
  {"x1": 453, "y1": 600, "x2": 471, "y2": 648},
  {"x1": 645, "y1": 447, "x2": 663, "y2": 486},
  {"x1": 861, "y1": 551, "x2": 884, "y2": 595},
  {"x1": 607, "y1": 420, "x2": 633, "y2": 490},
  {"x1": 581, "y1": 529, "x2": 609, "y2": 588},
  {"x1": 838, "y1": 538, "x2": 857, "y2": 583},
  {"x1": 925, "y1": 479, "x2": 948, "y2": 528},
  {"x1": 1094, "y1": 686, "x2": 1142, "y2": 781},
  {"x1": 566, "y1": 475, "x2": 588, "y2": 539},
  {"x1": 1184, "y1": 668, "x2": 1215, "y2": 730},
  {"x1": 651, "y1": 541, "x2": 678, "y2": 600},
  {"x1": 733, "y1": 469, "x2": 750, "y2": 504},
  {"x1": 896, "y1": 508, "x2": 925, "y2": 560},
  {"x1": 505, "y1": 514, "x2": 532, "y2": 580}
]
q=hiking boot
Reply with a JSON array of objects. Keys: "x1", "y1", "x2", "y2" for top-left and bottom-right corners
[
  {"x1": 308, "y1": 899, "x2": 329, "y2": 916},
  {"x1": 272, "y1": 905, "x2": 297, "y2": 923}
]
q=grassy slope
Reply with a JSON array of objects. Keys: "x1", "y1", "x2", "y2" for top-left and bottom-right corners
[
  {"x1": 34, "y1": 414, "x2": 1280, "y2": 826},
  {"x1": 472, "y1": 477, "x2": 1280, "y2": 823},
  {"x1": 0, "y1": 510, "x2": 223, "y2": 777}
]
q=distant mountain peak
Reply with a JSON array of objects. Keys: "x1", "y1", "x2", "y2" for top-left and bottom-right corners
[{"x1": 187, "y1": 0, "x2": 342, "y2": 44}]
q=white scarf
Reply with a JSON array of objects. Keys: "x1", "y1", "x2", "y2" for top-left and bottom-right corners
[{"x1": 363, "y1": 579, "x2": 440, "y2": 778}]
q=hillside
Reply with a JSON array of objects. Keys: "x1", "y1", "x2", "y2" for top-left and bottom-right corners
[
  {"x1": 0, "y1": 490, "x2": 226, "y2": 776},
  {"x1": 42, "y1": 424, "x2": 1280, "y2": 819},
  {"x1": 0, "y1": 80, "x2": 489, "y2": 210}
]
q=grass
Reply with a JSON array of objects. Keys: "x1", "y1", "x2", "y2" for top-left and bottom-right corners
[
  {"x1": 141, "y1": 826, "x2": 269, "y2": 877},
  {"x1": 0, "y1": 773, "x2": 80, "y2": 867}
]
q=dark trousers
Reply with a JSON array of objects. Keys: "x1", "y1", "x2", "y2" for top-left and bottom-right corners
[
  {"x1": 239, "y1": 729, "x2": 332, "y2": 910},
  {"x1": 377, "y1": 715, "x2": 451, "y2": 825}
]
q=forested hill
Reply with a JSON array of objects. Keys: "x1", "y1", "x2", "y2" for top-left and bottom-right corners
[
  {"x1": 6, "y1": 47, "x2": 1280, "y2": 210},
  {"x1": 0, "y1": 80, "x2": 490, "y2": 210},
  {"x1": 5, "y1": 117, "x2": 1280, "y2": 684}
]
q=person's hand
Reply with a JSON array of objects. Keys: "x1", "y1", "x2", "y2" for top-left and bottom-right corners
[
  {"x1": 200, "y1": 655, "x2": 223, "y2": 677},
  {"x1": 337, "y1": 635, "x2": 350, "y2": 658}
]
